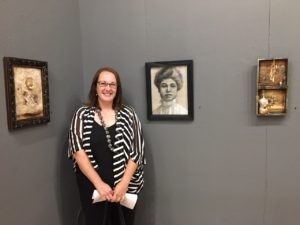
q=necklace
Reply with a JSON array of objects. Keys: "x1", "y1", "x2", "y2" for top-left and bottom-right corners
[{"x1": 96, "y1": 109, "x2": 117, "y2": 152}]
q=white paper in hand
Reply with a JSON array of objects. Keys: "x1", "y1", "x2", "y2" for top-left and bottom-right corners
[
  {"x1": 92, "y1": 190, "x2": 105, "y2": 203},
  {"x1": 119, "y1": 193, "x2": 138, "y2": 209},
  {"x1": 92, "y1": 190, "x2": 138, "y2": 209}
]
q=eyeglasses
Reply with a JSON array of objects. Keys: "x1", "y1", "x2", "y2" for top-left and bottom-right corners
[{"x1": 97, "y1": 81, "x2": 117, "y2": 89}]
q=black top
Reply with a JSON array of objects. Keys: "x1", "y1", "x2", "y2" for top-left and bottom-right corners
[
  {"x1": 68, "y1": 105, "x2": 146, "y2": 193},
  {"x1": 90, "y1": 121, "x2": 116, "y2": 187}
]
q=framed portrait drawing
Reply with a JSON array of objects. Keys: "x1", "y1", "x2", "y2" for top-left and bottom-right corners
[
  {"x1": 145, "y1": 60, "x2": 194, "y2": 120},
  {"x1": 3, "y1": 57, "x2": 50, "y2": 130}
]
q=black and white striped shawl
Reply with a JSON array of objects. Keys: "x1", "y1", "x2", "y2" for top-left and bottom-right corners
[{"x1": 68, "y1": 105, "x2": 146, "y2": 194}]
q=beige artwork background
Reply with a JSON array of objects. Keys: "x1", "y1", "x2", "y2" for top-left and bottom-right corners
[
  {"x1": 150, "y1": 66, "x2": 188, "y2": 112},
  {"x1": 14, "y1": 67, "x2": 44, "y2": 120}
]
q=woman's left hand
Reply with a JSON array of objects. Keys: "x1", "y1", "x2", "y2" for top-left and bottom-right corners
[
  {"x1": 112, "y1": 159, "x2": 137, "y2": 202},
  {"x1": 112, "y1": 180, "x2": 128, "y2": 202}
]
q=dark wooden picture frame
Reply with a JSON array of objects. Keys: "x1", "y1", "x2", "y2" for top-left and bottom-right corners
[
  {"x1": 145, "y1": 60, "x2": 193, "y2": 120},
  {"x1": 256, "y1": 58, "x2": 288, "y2": 116},
  {"x1": 3, "y1": 57, "x2": 50, "y2": 130}
]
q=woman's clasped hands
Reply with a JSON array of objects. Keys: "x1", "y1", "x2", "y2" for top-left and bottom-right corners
[{"x1": 96, "y1": 180, "x2": 128, "y2": 202}]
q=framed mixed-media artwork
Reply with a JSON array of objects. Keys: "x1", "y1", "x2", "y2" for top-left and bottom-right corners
[
  {"x1": 145, "y1": 60, "x2": 193, "y2": 120},
  {"x1": 3, "y1": 57, "x2": 50, "y2": 130},
  {"x1": 256, "y1": 58, "x2": 288, "y2": 116}
]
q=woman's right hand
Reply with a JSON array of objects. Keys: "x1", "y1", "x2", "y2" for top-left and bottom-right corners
[{"x1": 95, "y1": 182, "x2": 114, "y2": 201}]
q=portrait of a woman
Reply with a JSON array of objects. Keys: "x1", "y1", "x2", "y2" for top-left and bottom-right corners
[{"x1": 152, "y1": 66, "x2": 188, "y2": 115}]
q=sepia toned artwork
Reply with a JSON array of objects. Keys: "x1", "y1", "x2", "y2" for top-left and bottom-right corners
[
  {"x1": 14, "y1": 67, "x2": 44, "y2": 120},
  {"x1": 258, "y1": 58, "x2": 287, "y2": 87},
  {"x1": 257, "y1": 89, "x2": 287, "y2": 115},
  {"x1": 3, "y1": 57, "x2": 50, "y2": 130},
  {"x1": 256, "y1": 58, "x2": 288, "y2": 116},
  {"x1": 145, "y1": 60, "x2": 194, "y2": 121}
]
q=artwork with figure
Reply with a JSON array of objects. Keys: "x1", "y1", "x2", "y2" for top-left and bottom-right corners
[
  {"x1": 14, "y1": 67, "x2": 44, "y2": 120},
  {"x1": 152, "y1": 66, "x2": 188, "y2": 115},
  {"x1": 258, "y1": 90, "x2": 269, "y2": 115},
  {"x1": 256, "y1": 58, "x2": 288, "y2": 116},
  {"x1": 258, "y1": 89, "x2": 286, "y2": 115},
  {"x1": 145, "y1": 60, "x2": 193, "y2": 120},
  {"x1": 3, "y1": 57, "x2": 50, "y2": 130}
]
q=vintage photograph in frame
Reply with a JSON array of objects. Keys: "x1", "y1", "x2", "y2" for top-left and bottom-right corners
[
  {"x1": 3, "y1": 57, "x2": 50, "y2": 130},
  {"x1": 256, "y1": 58, "x2": 288, "y2": 116},
  {"x1": 145, "y1": 60, "x2": 193, "y2": 120}
]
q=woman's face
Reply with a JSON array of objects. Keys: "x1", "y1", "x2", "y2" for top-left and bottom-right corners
[
  {"x1": 96, "y1": 71, "x2": 117, "y2": 104},
  {"x1": 159, "y1": 78, "x2": 178, "y2": 102}
]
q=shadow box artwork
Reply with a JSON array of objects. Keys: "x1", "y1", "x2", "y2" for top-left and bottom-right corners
[
  {"x1": 145, "y1": 60, "x2": 194, "y2": 121},
  {"x1": 3, "y1": 57, "x2": 50, "y2": 130},
  {"x1": 256, "y1": 58, "x2": 288, "y2": 116}
]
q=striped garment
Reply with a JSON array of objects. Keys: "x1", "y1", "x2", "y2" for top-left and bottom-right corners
[{"x1": 68, "y1": 105, "x2": 146, "y2": 194}]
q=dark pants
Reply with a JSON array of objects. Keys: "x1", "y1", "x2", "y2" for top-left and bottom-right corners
[{"x1": 76, "y1": 170, "x2": 135, "y2": 225}]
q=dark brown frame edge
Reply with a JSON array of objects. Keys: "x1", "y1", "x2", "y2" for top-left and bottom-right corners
[
  {"x1": 3, "y1": 57, "x2": 50, "y2": 130},
  {"x1": 145, "y1": 60, "x2": 194, "y2": 121}
]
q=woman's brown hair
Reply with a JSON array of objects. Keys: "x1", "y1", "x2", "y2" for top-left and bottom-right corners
[{"x1": 86, "y1": 67, "x2": 123, "y2": 110}]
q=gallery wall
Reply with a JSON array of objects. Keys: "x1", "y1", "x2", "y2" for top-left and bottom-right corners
[
  {"x1": 1, "y1": 0, "x2": 300, "y2": 225},
  {"x1": 0, "y1": 0, "x2": 83, "y2": 225},
  {"x1": 79, "y1": 0, "x2": 300, "y2": 225}
]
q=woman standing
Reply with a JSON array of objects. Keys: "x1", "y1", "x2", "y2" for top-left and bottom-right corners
[{"x1": 68, "y1": 67, "x2": 146, "y2": 225}]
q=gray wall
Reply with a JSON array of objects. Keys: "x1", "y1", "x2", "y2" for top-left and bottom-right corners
[
  {"x1": 1, "y1": 0, "x2": 300, "y2": 225},
  {"x1": 79, "y1": 0, "x2": 300, "y2": 225},
  {"x1": 0, "y1": 0, "x2": 82, "y2": 225}
]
